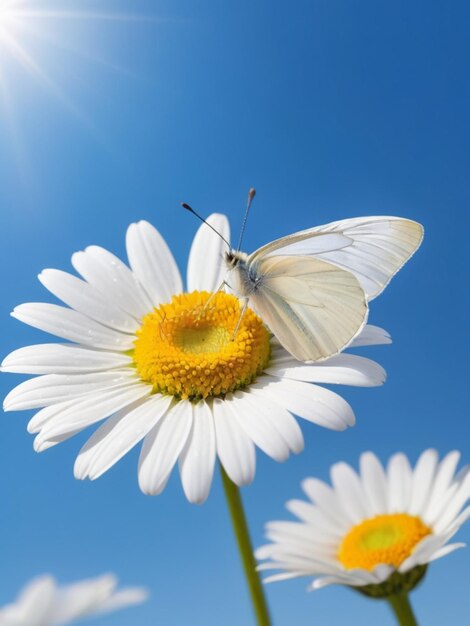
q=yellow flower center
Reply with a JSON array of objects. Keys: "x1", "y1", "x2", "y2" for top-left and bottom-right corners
[
  {"x1": 133, "y1": 291, "x2": 271, "y2": 400},
  {"x1": 338, "y1": 514, "x2": 432, "y2": 571}
]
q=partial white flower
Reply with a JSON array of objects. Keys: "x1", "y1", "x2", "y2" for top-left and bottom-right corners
[
  {"x1": 2, "y1": 216, "x2": 390, "y2": 503},
  {"x1": 257, "y1": 449, "x2": 470, "y2": 594},
  {"x1": 0, "y1": 574, "x2": 147, "y2": 626}
]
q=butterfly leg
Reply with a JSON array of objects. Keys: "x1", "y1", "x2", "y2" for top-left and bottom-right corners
[
  {"x1": 199, "y1": 280, "x2": 232, "y2": 317},
  {"x1": 230, "y1": 297, "x2": 249, "y2": 340}
]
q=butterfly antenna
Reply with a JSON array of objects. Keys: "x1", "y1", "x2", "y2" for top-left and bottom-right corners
[
  {"x1": 236, "y1": 187, "x2": 256, "y2": 251},
  {"x1": 182, "y1": 202, "x2": 231, "y2": 248}
]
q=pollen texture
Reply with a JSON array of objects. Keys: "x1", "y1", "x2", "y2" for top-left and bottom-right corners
[
  {"x1": 133, "y1": 291, "x2": 271, "y2": 400},
  {"x1": 338, "y1": 514, "x2": 432, "y2": 571}
]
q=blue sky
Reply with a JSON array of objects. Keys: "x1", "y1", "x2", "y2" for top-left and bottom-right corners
[{"x1": 0, "y1": 1, "x2": 469, "y2": 624}]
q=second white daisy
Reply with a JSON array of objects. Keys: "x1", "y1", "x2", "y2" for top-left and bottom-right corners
[{"x1": 257, "y1": 449, "x2": 470, "y2": 595}]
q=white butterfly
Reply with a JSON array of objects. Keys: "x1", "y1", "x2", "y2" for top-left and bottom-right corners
[{"x1": 224, "y1": 213, "x2": 423, "y2": 362}]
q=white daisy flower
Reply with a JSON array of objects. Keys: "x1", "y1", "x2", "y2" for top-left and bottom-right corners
[
  {"x1": 2, "y1": 216, "x2": 389, "y2": 504},
  {"x1": 0, "y1": 574, "x2": 147, "y2": 626},
  {"x1": 257, "y1": 449, "x2": 470, "y2": 597}
]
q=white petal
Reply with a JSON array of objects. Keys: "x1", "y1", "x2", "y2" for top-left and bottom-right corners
[
  {"x1": 223, "y1": 391, "x2": 290, "y2": 462},
  {"x1": 12, "y1": 303, "x2": 135, "y2": 350},
  {"x1": 370, "y1": 564, "x2": 395, "y2": 584},
  {"x1": 387, "y1": 452, "x2": 412, "y2": 513},
  {"x1": 409, "y1": 449, "x2": 439, "y2": 516},
  {"x1": 359, "y1": 452, "x2": 388, "y2": 516},
  {"x1": 310, "y1": 575, "x2": 350, "y2": 590},
  {"x1": 33, "y1": 383, "x2": 151, "y2": 450},
  {"x1": 446, "y1": 506, "x2": 470, "y2": 534},
  {"x1": 311, "y1": 568, "x2": 385, "y2": 590},
  {"x1": 212, "y1": 397, "x2": 256, "y2": 486},
  {"x1": 266, "y1": 353, "x2": 385, "y2": 387},
  {"x1": 179, "y1": 401, "x2": 216, "y2": 503},
  {"x1": 72, "y1": 246, "x2": 152, "y2": 320},
  {"x1": 425, "y1": 481, "x2": 461, "y2": 530},
  {"x1": 266, "y1": 512, "x2": 341, "y2": 556},
  {"x1": 253, "y1": 377, "x2": 355, "y2": 430},
  {"x1": 422, "y1": 451, "x2": 461, "y2": 524},
  {"x1": 247, "y1": 387, "x2": 304, "y2": 454},
  {"x1": 261, "y1": 571, "x2": 308, "y2": 583},
  {"x1": 330, "y1": 462, "x2": 369, "y2": 524},
  {"x1": 35, "y1": 431, "x2": 86, "y2": 453},
  {"x1": 1, "y1": 343, "x2": 132, "y2": 375},
  {"x1": 126, "y1": 220, "x2": 182, "y2": 305},
  {"x1": 301, "y1": 477, "x2": 350, "y2": 531},
  {"x1": 433, "y1": 472, "x2": 470, "y2": 533},
  {"x1": 399, "y1": 535, "x2": 447, "y2": 571},
  {"x1": 39, "y1": 269, "x2": 139, "y2": 333},
  {"x1": 47, "y1": 575, "x2": 117, "y2": 624},
  {"x1": 138, "y1": 400, "x2": 193, "y2": 495},
  {"x1": 349, "y1": 325, "x2": 392, "y2": 347},
  {"x1": 0, "y1": 576, "x2": 56, "y2": 626},
  {"x1": 187, "y1": 213, "x2": 230, "y2": 292},
  {"x1": 74, "y1": 394, "x2": 172, "y2": 480},
  {"x1": 28, "y1": 399, "x2": 80, "y2": 434},
  {"x1": 50, "y1": 576, "x2": 146, "y2": 623},
  {"x1": 341, "y1": 569, "x2": 383, "y2": 585},
  {"x1": 255, "y1": 544, "x2": 277, "y2": 561},
  {"x1": 285, "y1": 499, "x2": 343, "y2": 540},
  {"x1": 284, "y1": 498, "x2": 316, "y2": 523},
  {"x1": 262, "y1": 522, "x2": 339, "y2": 565},
  {"x1": 425, "y1": 542, "x2": 466, "y2": 563},
  {"x1": 93, "y1": 587, "x2": 148, "y2": 615},
  {"x1": 387, "y1": 452, "x2": 413, "y2": 512},
  {"x1": 4, "y1": 370, "x2": 138, "y2": 411},
  {"x1": 260, "y1": 554, "x2": 338, "y2": 576}
]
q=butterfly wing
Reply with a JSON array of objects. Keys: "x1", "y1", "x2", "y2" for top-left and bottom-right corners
[
  {"x1": 246, "y1": 255, "x2": 368, "y2": 362},
  {"x1": 250, "y1": 216, "x2": 423, "y2": 300}
]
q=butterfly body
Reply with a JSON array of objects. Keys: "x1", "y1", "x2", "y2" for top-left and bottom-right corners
[
  {"x1": 224, "y1": 216, "x2": 423, "y2": 363},
  {"x1": 225, "y1": 251, "x2": 263, "y2": 295}
]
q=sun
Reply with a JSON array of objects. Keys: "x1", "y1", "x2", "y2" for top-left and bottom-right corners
[
  {"x1": 0, "y1": 1, "x2": 21, "y2": 41},
  {"x1": 0, "y1": 1, "x2": 140, "y2": 83},
  {"x1": 0, "y1": 2, "x2": 38, "y2": 71},
  {"x1": 0, "y1": 1, "x2": 16, "y2": 19},
  {"x1": 0, "y1": 1, "x2": 153, "y2": 171}
]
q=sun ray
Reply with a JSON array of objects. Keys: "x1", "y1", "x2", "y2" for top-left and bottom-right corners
[
  {"x1": 0, "y1": 28, "x2": 92, "y2": 124},
  {"x1": 0, "y1": 65, "x2": 34, "y2": 184},
  {"x1": 0, "y1": 0, "x2": 156, "y2": 172},
  {"x1": 13, "y1": 15, "x2": 140, "y2": 79},
  {"x1": 13, "y1": 10, "x2": 157, "y2": 22},
  {"x1": 0, "y1": 1, "x2": 154, "y2": 94}
]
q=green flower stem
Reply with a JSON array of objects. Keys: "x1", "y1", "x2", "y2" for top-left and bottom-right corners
[
  {"x1": 387, "y1": 592, "x2": 419, "y2": 626},
  {"x1": 220, "y1": 465, "x2": 272, "y2": 626}
]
